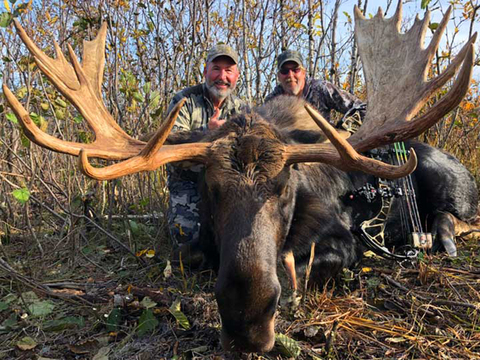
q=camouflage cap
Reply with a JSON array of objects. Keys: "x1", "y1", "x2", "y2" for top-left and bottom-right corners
[
  {"x1": 206, "y1": 44, "x2": 239, "y2": 64},
  {"x1": 277, "y1": 50, "x2": 305, "y2": 70}
]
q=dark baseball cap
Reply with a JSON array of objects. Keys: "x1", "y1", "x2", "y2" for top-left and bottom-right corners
[
  {"x1": 206, "y1": 44, "x2": 239, "y2": 64},
  {"x1": 277, "y1": 50, "x2": 305, "y2": 70}
]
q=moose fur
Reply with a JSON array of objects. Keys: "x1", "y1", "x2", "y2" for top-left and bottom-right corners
[{"x1": 169, "y1": 95, "x2": 479, "y2": 352}]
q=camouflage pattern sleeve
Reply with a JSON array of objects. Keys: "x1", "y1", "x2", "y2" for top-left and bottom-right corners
[
  {"x1": 318, "y1": 80, "x2": 366, "y2": 119},
  {"x1": 263, "y1": 85, "x2": 284, "y2": 103},
  {"x1": 167, "y1": 93, "x2": 195, "y2": 133}
]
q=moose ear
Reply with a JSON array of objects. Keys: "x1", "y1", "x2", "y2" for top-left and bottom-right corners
[
  {"x1": 164, "y1": 129, "x2": 209, "y2": 144},
  {"x1": 285, "y1": 129, "x2": 327, "y2": 144},
  {"x1": 274, "y1": 166, "x2": 292, "y2": 196}
]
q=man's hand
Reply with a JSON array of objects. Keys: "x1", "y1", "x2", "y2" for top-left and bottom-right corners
[{"x1": 207, "y1": 109, "x2": 226, "y2": 130}]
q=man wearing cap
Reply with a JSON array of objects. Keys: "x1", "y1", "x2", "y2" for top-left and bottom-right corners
[
  {"x1": 265, "y1": 49, "x2": 365, "y2": 131},
  {"x1": 166, "y1": 44, "x2": 245, "y2": 246}
]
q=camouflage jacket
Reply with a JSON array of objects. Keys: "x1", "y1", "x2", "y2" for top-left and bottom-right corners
[
  {"x1": 264, "y1": 78, "x2": 366, "y2": 124},
  {"x1": 167, "y1": 83, "x2": 245, "y2": 181},
  {"x1": 167, "y1": 83, "x2": 245, "y2": 132}
]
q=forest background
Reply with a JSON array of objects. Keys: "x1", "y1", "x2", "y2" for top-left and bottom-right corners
[
  {"x1": 0, "y1": 0, "x2": 480, "y2": 358},
  {"x1": 1, "y1": 0, "x2": 479, "y2": 235}
]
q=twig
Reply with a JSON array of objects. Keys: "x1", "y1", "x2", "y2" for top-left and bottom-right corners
[
  {"x1": 325, "y1": 320, "x2": 338, "y2": 356},
  {"x1": 381, "y1": 274, "x2": 479, "y2": 310},
  {"x1": 303, "y1": 242, "x2": 316, "y2": 303},
  {"x1": 0, "y1": 257, "x2": 94, "y2": 306}
]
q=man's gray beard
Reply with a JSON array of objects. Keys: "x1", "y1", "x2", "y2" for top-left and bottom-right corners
[
  {"x1": 206, "y1": 82, "x2": 234, "y2": 101},
  {"x1": 284, "y1": 81, "x2": 302, "y2": 96}
]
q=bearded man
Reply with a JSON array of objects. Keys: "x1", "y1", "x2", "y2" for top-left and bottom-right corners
[
  {"x1": 265, "y1": 49, "x2": 365, "y2": 130},
  {"x1": 166, "y1": 45, "x2": 245, "y2": 245}
]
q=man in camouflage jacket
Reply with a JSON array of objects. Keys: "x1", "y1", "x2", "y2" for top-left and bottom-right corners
[
  {"x1": 167, "y1": 45, "x2": 245, "y2": 245},
  {"x1": 265, "y1": 50, "x2": 365, "y2": 132}
]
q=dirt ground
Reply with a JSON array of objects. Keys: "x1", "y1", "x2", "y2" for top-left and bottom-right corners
[{"x1": 1, "y1": 224, "x2": 480, "y2": 360}]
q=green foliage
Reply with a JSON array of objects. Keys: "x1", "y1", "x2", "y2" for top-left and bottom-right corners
[
  {"x1": 421, "y1": 0, "x2": 432, "y2": 9},
  {"x1": 73, "y1": 115, "x2": 83, "y2": 124},
  {"x1": 28, "y1": 300, "x2": 55, "y2": 317},
  {"x1": 43, "y1": 316, "x2": 85, "y2": 332},
  {"x1": 168, "y1": 299, "x2": 190, "y2": 330},
  {"x1": 0, "y1": 301, "x2": 9, "y2": 312},
  {"x1": 0, "y1": 12, "x2": 12, "y2": 28},
  {"x1": 12, "y1": 187, "x2": 30, "y2": 204},
  {"x1": 6, "y1": 112, "x2": 18, "y2": 124},
  {"x1": 275, "y1": 333, "x2": 302, "y2": 358},
  {"x1": 106, "y1": 308, "x2": 122, "y2": 332},
  {"x1": 136, "y1": 309, "x2": 159, "y2": 336}
]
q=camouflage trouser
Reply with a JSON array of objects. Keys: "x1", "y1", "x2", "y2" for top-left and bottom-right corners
[{"x1": 167, "y1": 168, "x2": 202, "y2": 247}]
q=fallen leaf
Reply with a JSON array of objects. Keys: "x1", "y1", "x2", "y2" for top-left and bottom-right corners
[
  {"x1": 275, "y1": 333, "x2": 301, "y2": 358},
  {"x1": 137, "y1": 309, "x2": 159, "y2": 336},
  {"x1": 168, "y1": 299, "x2": 190, "y2": 330},
  {"x1": 163, "y1": 260, "x2": 172, "y2": 279},
  {"x1": 68, "y1": 339, "x2": 99, "y2": 354},
  {"x1": 386, "y1": 336, "x2": 407, "y2": 343},
  {"x1": 146, "y1": 250, "x2": 155, "y2": 258},
  {"x1": 17, "y1": 336, "x2": 37, "y2": 350},
  {"x1": 92, "y1": 346, "x2": 110, "y2": 360},
  {"x1": 51, "y1": 289, "x2": 85, "y2": 296},
  {"x1": 140, "y1": 296, "x2": 157, "y2": 309},
  {"x1": 28, "y1": 300, "x2": 55, "y2": 317},
  {"x1": 43, "y1": 316, "x2": 85, "y2": 332}
]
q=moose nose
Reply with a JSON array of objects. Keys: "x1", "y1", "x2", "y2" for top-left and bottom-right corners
[{"x1": 220, "y1": 319, "x2": 276, "y2": 353}]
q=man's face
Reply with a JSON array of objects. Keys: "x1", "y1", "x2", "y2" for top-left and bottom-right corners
[
  {"x1": 204, "y1": 56, "x2": 239, "y2": 102},
  {"x1": 278, "y1": 61, "x2": 306, "y2": 96}
]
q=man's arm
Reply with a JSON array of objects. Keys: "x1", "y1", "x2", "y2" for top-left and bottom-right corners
[
  {"x1": 263, "y1": 85, "x2": 283, "y2": 103},
  {"x1": 319, "y1": 80, "x2": 366, "y2": 119}
]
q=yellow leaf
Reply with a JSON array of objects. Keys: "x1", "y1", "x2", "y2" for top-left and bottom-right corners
[
  {"x1": 362, "y1": 267, "x2": 372, "y2": 273},
  {"x1": 146, "y1": 250, "x2": 155, "y2": 258},
  {"x1": 4, "y1": 0, "x2": 10, "y2": 12},
  {"x1": 136, "y1": 249, "x2": 147, "y2": 257}
]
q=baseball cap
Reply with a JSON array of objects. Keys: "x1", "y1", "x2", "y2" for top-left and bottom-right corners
[
  {"x1": 206, "y1": 44, "x2": 239, "y2": 64},
  {"x1": 277, "y1": 50, "x2": 305, "y2": 70}
]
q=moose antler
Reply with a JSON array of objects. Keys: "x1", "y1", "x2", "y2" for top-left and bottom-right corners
[
  {"x1": 4, "y1": 20, "x2": 145, "y2": 159},
  {"x1": 79, "y1": 98, "x2": 210, "y2": 180},
  {"x1": 284, "y1": 2, "x2": 475, "y2": 177},
  {"x1": 3, "y1": 20, "x2": 210, "y2": 178},
  {"x1": 349, "y1": 2, "x2": 475, "y2": 151},
  {"x1": 4, "y1": 1, "x2": 474, "y2": 182},
  {"x1": 284, "y1": 104, "x2": 417, "y2": 179}
]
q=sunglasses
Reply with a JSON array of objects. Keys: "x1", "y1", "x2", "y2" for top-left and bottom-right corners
[{"x1": 279, "y1": 67, "x2": 303, "y2": 75}]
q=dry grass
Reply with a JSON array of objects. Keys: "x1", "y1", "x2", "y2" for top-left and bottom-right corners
[{"x1": 1, "y1": 218, "x2": 480, "y2": 359}]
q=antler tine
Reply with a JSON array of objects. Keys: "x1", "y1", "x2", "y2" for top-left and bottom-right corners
[
  {"x1": 82, "y1": 22, "x2": 107, "y2": 98},
  {"x1": 284, "y1": 104, "x2": 417, "y2": 180},
  {"x1": 79, "y1": 99, "x2": 211, "y2": 180},
  {"x1": 5, "y1": 20, "x2": 145, "y2": 160},
  {"x1": 350, "y1": 1, "x2": 476, "y2": 152},
  {"x1": 13, "y1": 20, "x2": 78, "y2": 89},
  {"x1": 426, "y1": 6, "x2": 452, "y2": 60},
  {"x1": 3, "y1": 84, "x2": 140, "y2": 159}
]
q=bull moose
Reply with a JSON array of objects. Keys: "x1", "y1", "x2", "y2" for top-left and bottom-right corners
[{"x1": 4, "y1": 2, "x2": 480, "y2": 354}]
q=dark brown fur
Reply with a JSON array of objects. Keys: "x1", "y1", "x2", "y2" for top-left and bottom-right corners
[{"x1": 169, "y1": 95, "x2": 479, "y2": 353}]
